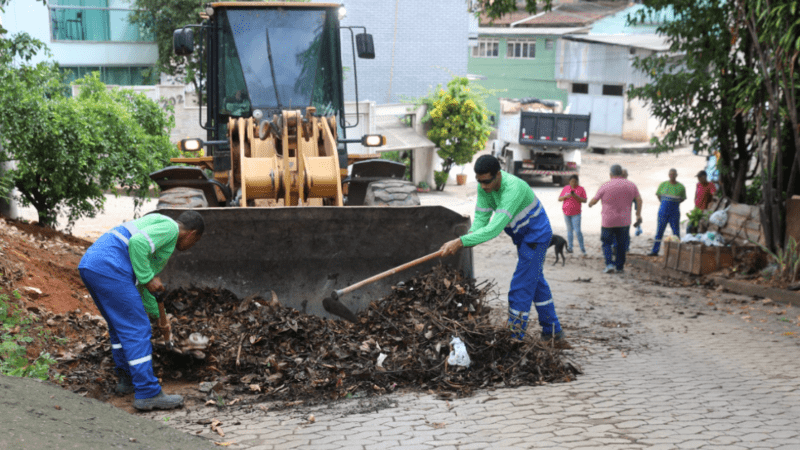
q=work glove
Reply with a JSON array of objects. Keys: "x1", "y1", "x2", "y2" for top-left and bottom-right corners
[{"x1": 140, "y1": 289, "x2": 160, "y2": 319}]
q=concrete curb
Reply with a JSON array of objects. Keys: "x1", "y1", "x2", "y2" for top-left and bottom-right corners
[
  {"x1": 589, "y1": 145, "x2": 655, "y2": 155},
  {"x1": 626, "y1": 254, "x2": 800, "y2": 307},
  {"x1": 711, "y1": 277, "x2": 800, "y2": 307}
]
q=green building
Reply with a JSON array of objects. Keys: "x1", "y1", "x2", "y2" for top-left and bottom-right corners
[{"x1": 467, "y1": 27, "x2": 584, "y2": 121}]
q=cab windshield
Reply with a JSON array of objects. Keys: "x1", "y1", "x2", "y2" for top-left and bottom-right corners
[{"x1": 218, "y1": 8, "x2": 343, "y2": 117}]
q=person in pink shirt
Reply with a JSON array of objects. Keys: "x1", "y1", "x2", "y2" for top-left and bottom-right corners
[
  {"x1": 694, "y1": 170, "x2": 717, "y2": 210},
  {"x1": 558, "y1": 175, "x2": 587, "y2": 255},
  {"x1": 588, "y1": 164, "x2": 643, "y2": 274}
]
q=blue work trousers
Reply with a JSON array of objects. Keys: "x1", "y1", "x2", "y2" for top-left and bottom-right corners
[
  {"x1": 651, "y1": 200, "x2": 681, "y2": 255},
  {"x1": 564, "y1": 214, "x2": 585, "y2": 253},
  {"x1": 78, "y1": 230, "x2": 161, "y2": 400},
  {"x1": 507, "y1": 238, "x2": 562, "y2": 339},
  {"x1": 602, "y1": 227, "x2": 630, "y2": 271}
]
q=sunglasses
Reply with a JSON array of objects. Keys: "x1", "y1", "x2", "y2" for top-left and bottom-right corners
[{"x1": 477, "y1": 174, "x2": 496, "y2": 185}]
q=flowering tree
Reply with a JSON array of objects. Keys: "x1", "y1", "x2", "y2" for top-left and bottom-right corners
[{"x1": 426, "y1": 77, "x2": 493, "y2": 190}]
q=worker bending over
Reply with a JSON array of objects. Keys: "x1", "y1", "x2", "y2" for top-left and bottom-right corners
[{"x1": 78, "y1": 211, "x2": 204, "y2": 411}]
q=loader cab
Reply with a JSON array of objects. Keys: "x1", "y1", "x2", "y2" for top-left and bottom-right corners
[
  {"x1": 211, "y1": 4, "x2": 346, "y2": 140},
  {"x1": 173, "y1": 2, "x2": 374, "y2": 170},
  {"x1": 215, "y1": 6, "x2": 343, "y2": 119}
]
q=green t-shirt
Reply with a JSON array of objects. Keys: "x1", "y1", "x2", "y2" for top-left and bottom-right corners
[
  {"x1": 128, "y1": 214, "x2": 180, "y2": 317},
  {"x1": 461, "y1": 171, "x2": 538, "y2": 247},
  {"x1": 656, "y1": 181, "x2": 686, "y2": 203}
]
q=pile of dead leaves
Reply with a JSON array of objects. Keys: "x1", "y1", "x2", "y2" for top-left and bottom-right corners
[{"x1": 61, "y1": 265, "x2": 580, "y2": 404}]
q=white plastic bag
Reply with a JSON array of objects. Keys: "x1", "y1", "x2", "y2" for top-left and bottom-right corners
[
  {"x1": 447, "y1": 337, "x2": 471, "y2": 368},
  {"x1": 681, "y1": 234, "x2": 700, "y2": 243},
  {"x1": 709, "y1": 207, "x2": 730, "y2": 228}
]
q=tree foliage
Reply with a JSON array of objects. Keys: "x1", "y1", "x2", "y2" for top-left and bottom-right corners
[
  {"x1": 0, "y1": 65, "x2": 178, "y2": 228},
  {"x1": 732, "y1": 0, "x2": 800, "y2": 249},
  {"x1": 128, "y1": 0, "x2": 204, "y2": 91},
  {"x1": 469, "y1": 0, "x2": 552, "y2": 19},
  {"x1": 629, "y1": 0, "x2": 800, "y2": 251},
  {"x1": 629, "y1": 0, "x2": 761, "y2": 204},
  {"x1": 426, "y1": 77, "x2": 493, "y2": 190}
]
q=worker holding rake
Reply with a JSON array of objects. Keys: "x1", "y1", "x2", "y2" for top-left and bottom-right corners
[
  {"x1": 440, "y1": 155, "x2": 564, "y2": 342},
  {"x1": 78, "y1": 211, "x2": 204, "y2": 411}
]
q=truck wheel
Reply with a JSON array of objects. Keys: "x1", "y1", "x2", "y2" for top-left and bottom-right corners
[
  {"x1": 156, "y1": 187, "x2": 208, "y2": 209},
  {"x1": 364, "y1": 180, "x2": 420, "y2": 206},
  {"x1": 553, "y1": 176, "x2": 563, "y2": 186}
]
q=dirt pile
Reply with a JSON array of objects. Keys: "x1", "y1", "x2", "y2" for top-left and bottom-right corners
[
  {"x1": 60, "y1": 266, "x2": 580, "y2": 405},
  {"x1": 0, "y1": 216, "x2": 96, "y2": 314}
]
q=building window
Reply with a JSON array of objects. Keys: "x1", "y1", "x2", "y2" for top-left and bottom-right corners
[
  {"x1": 602, "y1": 84, "x2": 624, "y2": 96},
  {"x1": 472, "y1": 38, "x2": 499, "y2": 58},
  {"x1": 506, "y1": 39, "x2": 536, "y2": 59},
  {"x1": 49, "y1": 0, "x2": 154, "y2": 42},
  {"x1": 572, "y1": 83, "x2": 589, "y2": 94},
  {"x1": 545, "y1": 39, "x2": 554, "y2": 50},
  {"x1": 60, "y1": 66, "x2": 159, "y2": 86}
]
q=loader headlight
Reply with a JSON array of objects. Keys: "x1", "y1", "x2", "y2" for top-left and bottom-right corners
[
  {"x1": 179, "y1": 138, "x2": 203, "y2": 152},
  {"x1": 338, "y1": 6, "x2": 347, "y2": 20},
  {"x1": 361, "y1": 134, "x2": 386, "y2": 147}
]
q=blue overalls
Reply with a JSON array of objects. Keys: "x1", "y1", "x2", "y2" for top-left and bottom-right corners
[
  {"x1": 78, "y1": 222, "x2": 162, "y2": 400},
  {"x1": 504, "y1": 197, "x2": 563, "y2": 339},
  {"x1": 652, "y1": 198, "x2": 681, "y2": 255}
]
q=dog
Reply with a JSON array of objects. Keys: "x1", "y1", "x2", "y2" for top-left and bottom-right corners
[{"x1": 548, "y1": 234, "x2": 567, "y2": 266}]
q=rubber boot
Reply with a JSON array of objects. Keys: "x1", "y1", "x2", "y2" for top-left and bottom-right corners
[
  {"x1": 115, "y1": 369, "x2": 135, "y2": 395},
  {"x1": 540, "y1": 330, "x2": 571, "y2": 349},
  {"x1": 540, "y1": 330, "x2": 565, "y2": 341},
  {"x1": 133, "y1": 391, "x2": 185, "y2": 411}
]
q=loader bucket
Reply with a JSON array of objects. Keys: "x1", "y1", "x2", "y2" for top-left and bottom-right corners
[{"x1": 156, "y1": 206, "x2": 473, "y2": 320}]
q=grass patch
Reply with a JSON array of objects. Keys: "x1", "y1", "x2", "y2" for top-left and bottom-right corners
[{"x1": 1, "y1": 290, "x2": 64, "y2": 382}]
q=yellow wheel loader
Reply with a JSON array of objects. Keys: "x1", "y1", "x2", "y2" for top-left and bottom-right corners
[{"x1": 150, "y1": 2, "x2": 473, "y2": 319}]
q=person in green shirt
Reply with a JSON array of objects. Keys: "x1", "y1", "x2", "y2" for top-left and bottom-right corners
[
  {"x1": 649, "y1": 168, "x2": 686, "y2": 256},
  {"x1": 440, "y1": 155, "x2": 564, "y2": 342},
  {"x1": 78, "y1": 211, "x2": 204, "y2": 411}
]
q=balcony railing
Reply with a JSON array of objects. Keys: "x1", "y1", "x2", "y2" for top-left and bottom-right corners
[{"x1": 50, "y1": 6, "x2": 153, "y2": 43}]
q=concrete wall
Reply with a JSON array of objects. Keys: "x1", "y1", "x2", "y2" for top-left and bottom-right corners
[
  {"x1": 330, "y1": 0, "x2": 470, "y2": 104},
  {"x1": 79, "y1": 84, "x2": 381, "y2": 148},
  {"x1": 0, "y1": 0, "x2": 157, "y2": 67},
  {"x1": 468, "y1": 34, "x2": 568, "y2": 120},
  {"x1": 557, "y1": 39, "x2": 649, "y2": 87},
  {"x1": 556, "y1": 39, "x2": 665, "y2": 140}
]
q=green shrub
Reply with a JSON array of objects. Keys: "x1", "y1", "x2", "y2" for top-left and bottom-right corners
[
  {"x1": 434, "y1": 171, "x2": 449, "y2": 190},
  {"x1": 0, "y1": 292, "x2": 64, "y2": 382}
]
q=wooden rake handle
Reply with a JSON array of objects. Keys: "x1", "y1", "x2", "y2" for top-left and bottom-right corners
[
  {"x1": 157, "y1": 300, "x2": 171, "y2": 342},
  {"x1": 332, "y1": 250, "x2": 444, "y2": 300}
]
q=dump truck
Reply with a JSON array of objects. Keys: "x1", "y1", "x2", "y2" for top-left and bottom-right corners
[
  {"x1": 149, "y1": 2, "x2": 473, "y2": 320},
  {"x1": 491, "y1": 98, "x2": 591, "y2": 186}
]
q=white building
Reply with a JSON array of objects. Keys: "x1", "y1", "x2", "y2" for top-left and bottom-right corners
[
  {"x1": 556, "y1": 34, "x2": 670, "y2": 141},
  {"x1": 0, "y1": 0, "x2": 158, "y2": 85}
]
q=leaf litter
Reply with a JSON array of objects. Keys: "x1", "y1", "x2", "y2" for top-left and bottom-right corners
[{"x1": 57, "y1": 265, "x2": 580, "y2": 405}]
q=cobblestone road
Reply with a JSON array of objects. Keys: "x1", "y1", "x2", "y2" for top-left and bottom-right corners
[{"x1": 145, "y1": 245, "x2": 800, "y2": 450}]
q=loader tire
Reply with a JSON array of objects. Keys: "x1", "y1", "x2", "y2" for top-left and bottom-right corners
[
  {"x1": 156, "y1": 187, "x2": 208, "y2": 210},
  {"x1": 363, "y1": 180, "x2": 420, "y2": 206}
]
